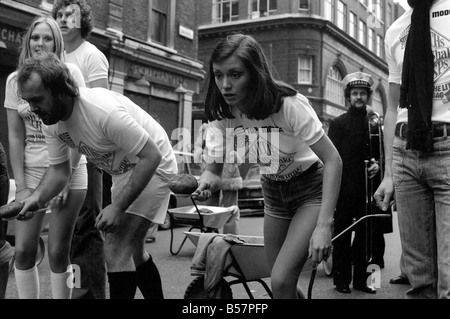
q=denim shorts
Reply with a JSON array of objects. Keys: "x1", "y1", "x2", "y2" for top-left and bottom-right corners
[{"x1": 262, "y1": 161, "x2": 323, "y2": 220}]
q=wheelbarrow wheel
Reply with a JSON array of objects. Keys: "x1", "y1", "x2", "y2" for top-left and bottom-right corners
[{"x1": 184, "y1": 276, "x2": 233, "y2": 299}]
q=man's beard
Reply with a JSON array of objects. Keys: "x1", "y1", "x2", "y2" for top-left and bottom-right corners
[{"x1": 41, "y1": 96, "x2": 65, "y2": 125}]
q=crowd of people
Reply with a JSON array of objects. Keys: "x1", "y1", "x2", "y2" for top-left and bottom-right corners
[{"x1": 0, "y1": 0, "x2": 448, "y2": 300}]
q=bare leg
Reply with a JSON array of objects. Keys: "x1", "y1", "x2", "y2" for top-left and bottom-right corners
[{"x1": 264, "y1": 206, "x2": 319, "y2": 299}]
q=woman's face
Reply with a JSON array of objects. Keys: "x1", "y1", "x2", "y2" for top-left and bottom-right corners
[
  {"x1": 213, "y1": 54, "x2": 251, "y2": 112},
  {"x1": 29, "y1": 23, "x2": 55, "y2": 58}
]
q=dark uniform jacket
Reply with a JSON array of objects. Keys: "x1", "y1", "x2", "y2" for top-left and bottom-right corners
[{"x1": 328, "y1": 106, "x2": 392, "y2": 233}]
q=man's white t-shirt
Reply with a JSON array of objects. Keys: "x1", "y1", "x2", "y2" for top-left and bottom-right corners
[
  {"x1": 43, "y1": 87, "x2": 177, "y2": 178},
  {"x1": 385, "y1": 0, "x2": 450, "y2": 124},
  {"x1": 64, "y1": 40, "x2": 109, "y2": 87},
  {"x1": 206, "y1": 93, "x2": 324, "y2": 182}
]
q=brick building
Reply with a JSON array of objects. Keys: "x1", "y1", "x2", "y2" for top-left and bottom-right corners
[
  {"x1": 0, "y1": 0, "x2": 206, "y2": 176},
  {"x1": 195, "y1": 0, "x2": 405, "y2": 130}
]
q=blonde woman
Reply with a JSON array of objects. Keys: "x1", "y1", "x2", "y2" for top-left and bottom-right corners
[{"x1": 4, "y1": 16, "x2": 87, "y2": 299}]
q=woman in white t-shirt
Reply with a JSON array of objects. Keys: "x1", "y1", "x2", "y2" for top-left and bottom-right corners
[
  {"x1": 4, "y1": 16, "x2": 87, "y2": 299},
  {"x1": 192, "y1": 34, "x2": 342, "y2": 299}
]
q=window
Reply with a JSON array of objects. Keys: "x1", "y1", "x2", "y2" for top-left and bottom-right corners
[
  {"x1": 349, "y1": 12, "x2": 357, "y2": 38},
  {"x1": 299, "y1": 0, "x2": 310, "y2": 11},
  {"x1": 358, "y1": 19, "x2": 367, "y2": 46},
  {"x1": 150, "y1": 0, "x2": 168, "y2": 45},
  {"x1": 298, "y1": 56, "x2": 313, "y2": 84},
  {"x1": 326, "y1": 66, "x2": 345, "y2": 106},
  {"x1": 371, "y1": 0, "x2": 383, "y2": 22},
  {"x1": 212, "y1": 0, "x2": 239, "y2": 23},
  {"x1": 251, "y1": 0, "x2": 277, "y2": 18},
  {"x1": 324, "y1": 0, "x2": 334, "y2": 22},
  {"x1": 368, "y1": 28, "x2": 374, "y2": 52},
  {"x1": 336, "y1": 1, "x2": 347, "y2": 31},
  {"x1": 376, "y1": 35, "x2": 383, "y2": 57}
]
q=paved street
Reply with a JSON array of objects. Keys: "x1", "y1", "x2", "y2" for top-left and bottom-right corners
[{"x1": 4, "y1": 210, "x2": 410, "y2": 299}]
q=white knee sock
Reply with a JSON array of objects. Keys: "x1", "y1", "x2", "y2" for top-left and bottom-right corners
[
  {"x1": 15, "y1": 265, "x2": 40, "y2": 299},
  {"x1": 51, "y1": 266, "x2": 73, "y2": 299}
]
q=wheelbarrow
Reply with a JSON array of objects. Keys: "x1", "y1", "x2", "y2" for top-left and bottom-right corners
[
  {"x1": 184, "y1": 213, "x2": 390, "y2": 299},
  {"x1": 167, "y1": 201, "x2": 237, "y2": 255},
  {"x1": 183, "y1": 232, "x2": 273, "y2": 299}
]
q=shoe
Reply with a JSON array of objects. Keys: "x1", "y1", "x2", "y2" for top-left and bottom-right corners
[
  {"x1": 353, "y1": 284, "x2": 377, "y2": 294},
  {"x1": 335, "y1": 284, "x2": 351, "y2": 294},
  {"x1": 389, "y1": 275, "x2": 409, "y2": 285}
]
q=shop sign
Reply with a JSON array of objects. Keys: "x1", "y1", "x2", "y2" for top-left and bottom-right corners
[
  {"x1": 179, "y1": 25, "x2": 194, "y2": 40},
  {"x1": 129, "y1": 64, "x2": 183, "y2": 88},
  {"x1": 0, "y1": 23, "x2": 23, "y2": 52}
]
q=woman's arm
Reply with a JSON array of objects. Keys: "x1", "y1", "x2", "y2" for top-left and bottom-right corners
[
  {"x1": 6, "y1": 109, "x2": 27, "y2": 193},
  {"x1": 309, "y1": 134, "x2": 343, "y2": 266},
  {"x1": 192, "y1": 162, "x2": 224, "y2": 201}
]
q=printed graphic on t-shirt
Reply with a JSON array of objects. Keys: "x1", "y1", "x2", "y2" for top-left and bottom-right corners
[
  {"x1": 56, "y1": 134, "x2": 135, "y2": 175},
  {"x1": 77, "y1": 141, "x2": 115, "y2": 173},
  {"x1": 400, "y1": 25, "x2": 410, "y2": 50},
  {"x1": 399, "y1": 26, "x2": 450, "y2": 100},
  {"x1": 21, "y1": 105, "x2": 45, "y2": 145},
  {"x1": 77, "y1": 142, "x2": 135, "y2": 175},
  {"x1": 23, "y1": 109, "x2": 41, "y2": 131},
  {"x1": 233, "y1": 125, "x2": 297, "y2": 177},
  {"x1": 264, "y1": 150, "x2": 306, "y2": 181},
  {"x1": 58, "y1": 132, "x2": 76, "y2": 149},
  {"x1": 432, "y1": 29, "x2": 450, "y2": 84}
]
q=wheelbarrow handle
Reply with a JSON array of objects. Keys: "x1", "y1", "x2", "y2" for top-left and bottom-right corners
[
  {"x1": 307, "y1": 213, "x2": 391, "y2": 299},
  {"x1": 331, "y1": 214, "x2": 391, "y2": 243}
]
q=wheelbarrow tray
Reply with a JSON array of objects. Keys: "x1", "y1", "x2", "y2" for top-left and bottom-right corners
[
  {"x1": 168, "y1": 205, "x2": 233, "y2": 229},
  {"x1": 185, "y1": 231, "x2": 270, "y2": 281}
]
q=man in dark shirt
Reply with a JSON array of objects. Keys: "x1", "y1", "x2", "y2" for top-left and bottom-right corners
[{"x1": 328, "y1": 72, "x2": 392, "y2": 294}]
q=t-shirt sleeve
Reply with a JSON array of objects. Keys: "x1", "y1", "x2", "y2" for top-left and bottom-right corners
[
  {"x1": 384, "y1": 21, "x2": 404, "y2": 85},
  {"x1": 204, "y1": 120, "x2": 227, "y2": 164},
  {"x1": 66, "y1": 63, "x2": 86, "y2": 88},
  {"x1": 42, "y1": 125, "x2": 71, "y2": 165},
  {"x1": 85, "y1": 49, "x2": 109, "y2": 84},
  {"x1": 385, "y1": 38, "x2": 402, "y2": 85},
  {"x1": 103, "y1": 107, "x2": 150, "y2": 157},
  {"x1": 4, "y1": 72, "x2": 19, "y2": 110},
  {"x1": 284, "y1": 94, "x2": 324, "y2": 145}
]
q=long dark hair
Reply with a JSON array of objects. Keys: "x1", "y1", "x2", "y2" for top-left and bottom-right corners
[{"x1": 204, "y1": 33, "x2": 297, "y2": 121}]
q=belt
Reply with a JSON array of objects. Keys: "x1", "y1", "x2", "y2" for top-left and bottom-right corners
[{"x1": 395, "y1": 122, "x2": 450, "y2": 139}]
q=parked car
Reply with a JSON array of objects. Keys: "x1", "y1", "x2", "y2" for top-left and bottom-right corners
[{"x1": 238, "y1": 164, "x2": 264, "y2": 217}]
